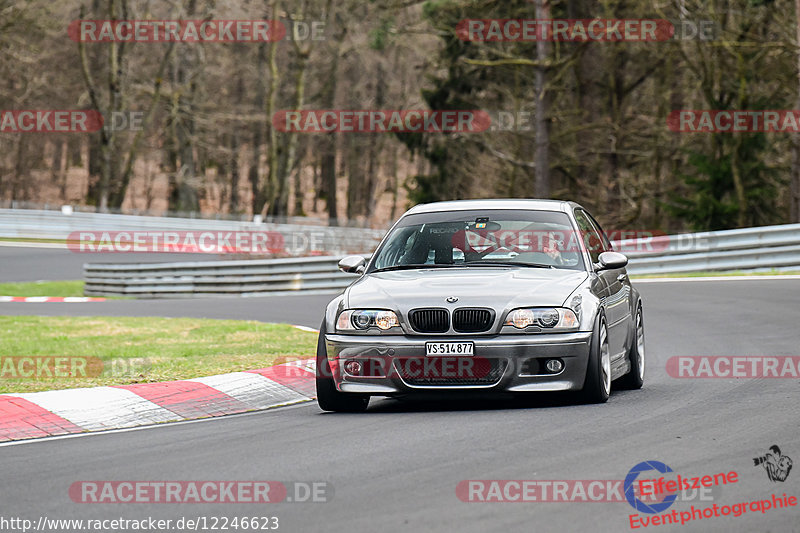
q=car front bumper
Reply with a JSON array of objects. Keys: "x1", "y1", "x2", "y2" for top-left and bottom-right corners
[{"x1": 325, "y1": 332, "x2": 593, "y2": 394}]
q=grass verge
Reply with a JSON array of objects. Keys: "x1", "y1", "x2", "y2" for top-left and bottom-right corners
[
  {"x1": 0, "y1": 280, "x2": 86, "y2": 297},
  {"x1": 0, "y1": 237, "x2": 65, "y2": 244},
  {"x1": 0, "y1": 316, "x2": 317, "y2": 393}
]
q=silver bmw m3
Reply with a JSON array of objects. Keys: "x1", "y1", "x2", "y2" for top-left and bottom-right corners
[{"x1": 316, "y1": 199, "x2": 645, "y2": 412}]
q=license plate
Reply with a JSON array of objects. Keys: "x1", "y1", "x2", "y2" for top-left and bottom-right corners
[{"x1": 425, "y1": 341, "x2": 474, "y2": 356}]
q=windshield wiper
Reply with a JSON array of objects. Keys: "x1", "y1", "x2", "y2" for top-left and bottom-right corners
[
  {"x1": 462, "y1": 261, "x2": 555, "y2": 269},
  {"x1": 371, "y1": 264, "x2": 460, "y2": 273}
]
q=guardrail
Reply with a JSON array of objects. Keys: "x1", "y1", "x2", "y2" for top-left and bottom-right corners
[
  {"x1": 0, "y1": 200, "x2": 340, "y2": 226},
  {"x1": 83, "y1": 222, "x2": 800, "y2": 297},
  {"x1": 616, "y1": 223, "x2": 800, "y2": 275},
  {"x1": 0, "y1": 208, "x2": 384, "y2": 256},
  {"x1": 84, "y1": 256, "x2": 352, "y2": 297}
]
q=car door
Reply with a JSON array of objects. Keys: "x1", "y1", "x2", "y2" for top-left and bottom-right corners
[{"x1": 575, "y1": 209, "x2": 630, "y2": 361}]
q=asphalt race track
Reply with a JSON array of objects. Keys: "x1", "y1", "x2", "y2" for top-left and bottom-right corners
[
  {"x1": 0, "y1": 245, "x2": 228, "y2": 282},
  {"x1": 1, "y1": 278, "x2": 799, "y2": 532},
  {"x1": 0, "y1": 291, "x2": 333, "y2": 326}
]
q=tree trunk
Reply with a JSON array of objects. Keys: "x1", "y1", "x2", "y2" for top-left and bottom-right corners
[
  {"x1": 319, "y1": 77, "x2": 340, "y2": 221},
  {"x1": 732, "y1": 52, "x2": 748, "y2": 227},
  {"x1": 792, "y1": 0, "x2": 800, "y2": 221},
  {"x1": 319, "y1": 0, "x2": 343, "y2": 223},
  {"x1": 229, "y1": 130, "x2": 241, "y2": 214},
  {"x1": 290, "y1": 51, "x2": 309, "y2": 217},
  {"x1": 167, "y1": 0, "x2": 199, "y2": 213},
  {"x1": 265, "y1": 0, "x2": 283, "y2": 216},
  {"x1": 12, "y1": 136, "x2": 28, "y2": 201},
  {"x1": 534, "y1": 0, "x2": 551, "y2": 198}
]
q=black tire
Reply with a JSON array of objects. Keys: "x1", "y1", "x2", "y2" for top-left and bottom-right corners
[
  {"x1": 315, "y1": 322, "x2": 370, "y2": 413},
  {"x1": 616, "y1": 304, "x2": 645, "y2": 390},
  {"x1": 579, "y1": 313, "x2": 611, "y2": 404}
]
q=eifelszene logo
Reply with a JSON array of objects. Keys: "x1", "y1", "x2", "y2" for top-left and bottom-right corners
[
  {"x1": 624, "y1": 460, "x2": 736, "y2": 515},
  {"x1": 753, "y1": 445, "x2": 793, "y2": 483},
  {"x1": 625, "y1": 461, "x2": 678, "y2": 514}
]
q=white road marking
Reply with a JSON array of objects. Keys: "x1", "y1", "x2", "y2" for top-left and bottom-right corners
[
  {"x1": 0, "y1": 241, "x2": 68, "y2": 249},
  {"x1": 292, "y1": 325, "x2": 319, "y2": 333},
  {"x1": 9, "y1": 387, "x2": 181, "y2": 431},
  {"x1": 280, "y1": 359, "x2": 316, "y2": 374},
  {"x1": 188, "y1": 372, "x2": 307, "y2": 409},
  {"x1": 0, "y1": 400, "x2": 314, "y2": 448},
  {"x1": 0, "y1": 296, "x2": 105, "y2": 302}
]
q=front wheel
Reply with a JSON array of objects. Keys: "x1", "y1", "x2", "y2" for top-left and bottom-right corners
[
  {"x1": 315, "y1": 322, "x2": 370, "y2": 413},
  {"x1": 617, "y1": 304, "x2": 645, "y2": 390},
  {"x1": 579, "y1": 313, "x2": 611, "y2": 404}
]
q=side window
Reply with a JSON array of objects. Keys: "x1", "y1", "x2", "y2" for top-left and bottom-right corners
[
  {"x1": 374, "y1": 227, "x2": 418, "y2": 268},
  {"x1": 585, "y1": 211, "x2": 612, "y2": 251},
  {"x1": 573, "y1": 209, "x2": 604, "y2": 264}
]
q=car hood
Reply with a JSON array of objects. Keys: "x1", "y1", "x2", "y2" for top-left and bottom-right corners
[{"x1": 345, "y1": 267, "x2": 587, "y2": 313}]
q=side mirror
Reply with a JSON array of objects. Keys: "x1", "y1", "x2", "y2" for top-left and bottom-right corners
[
  {"x1": 596, "y1": 251, "x2": 628, "y2": 271},
  {"x1": 338, "y1": 255, "x2": 367, "y2": 274}
]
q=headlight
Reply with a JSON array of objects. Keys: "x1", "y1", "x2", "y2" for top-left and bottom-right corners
[
  {"x1": 336, "y1": 310, "x2": 400, "y2": 332},
  {"x1": 504, "y1": 308, "x2": 579, "y2": 330},
  {"x1": 570, "y1": 295, "x2": 582, "y2": 321}
]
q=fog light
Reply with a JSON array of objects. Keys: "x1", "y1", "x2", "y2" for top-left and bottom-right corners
[
  {"x1": 545, "y1": 359, "x2": 564, "y2": 373},
  {"x1": 344, "y1": 360, "x2": 363, "y2": 376}
]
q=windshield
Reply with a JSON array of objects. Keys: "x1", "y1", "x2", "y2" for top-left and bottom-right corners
[{"x1": 369, "y1": 209, "x2": 585, "y2": 272}]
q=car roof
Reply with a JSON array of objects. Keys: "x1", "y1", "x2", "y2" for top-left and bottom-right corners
[{"x1": 405, "y1": 199, "x2": 580, "y2": 215}]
